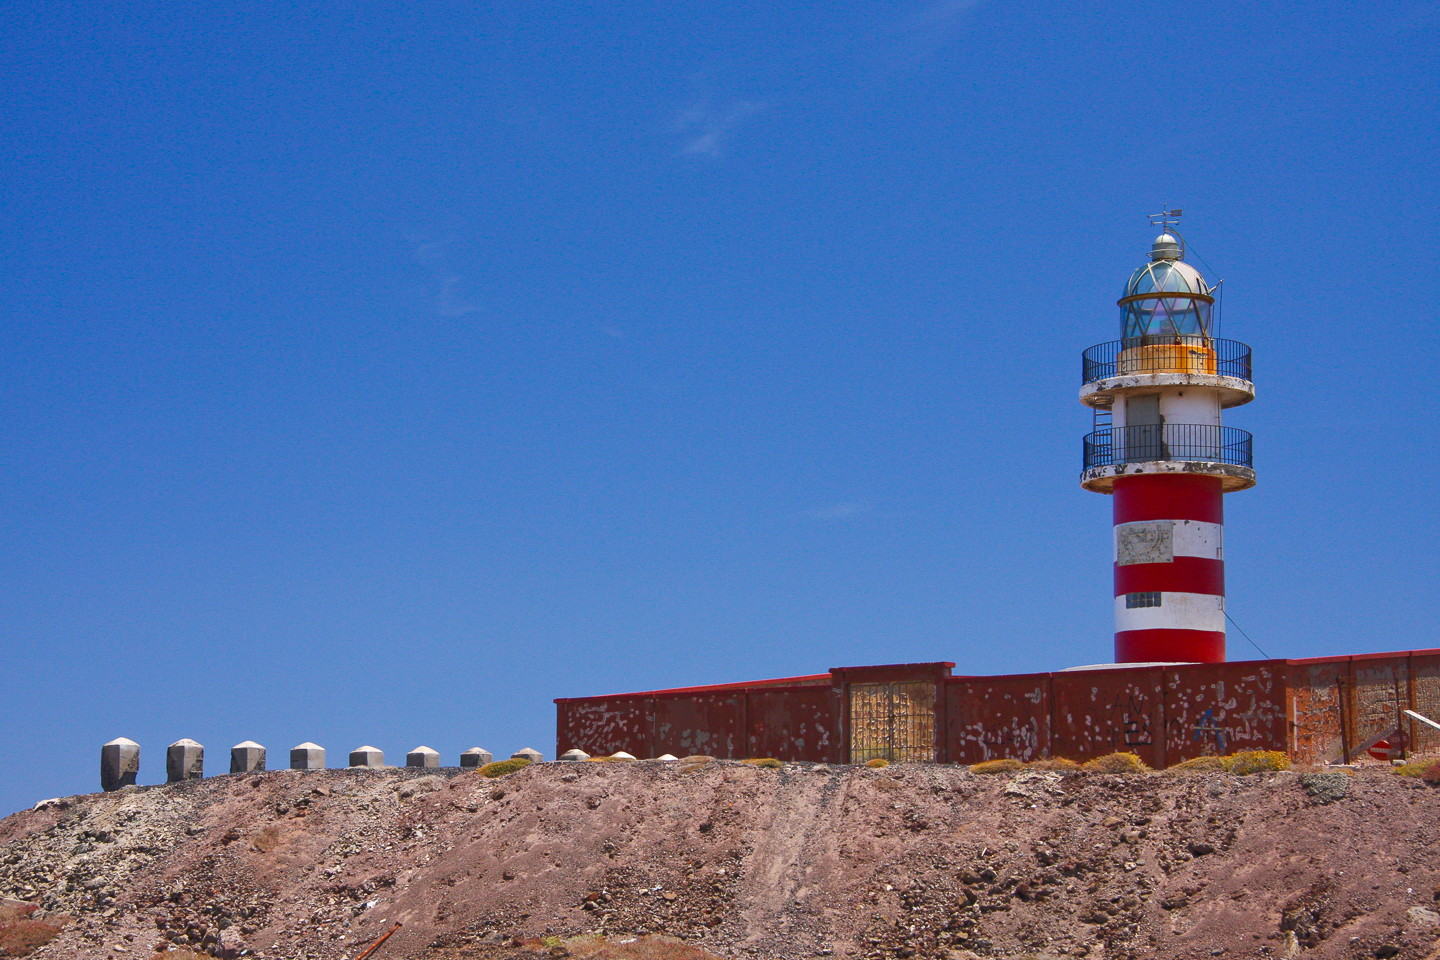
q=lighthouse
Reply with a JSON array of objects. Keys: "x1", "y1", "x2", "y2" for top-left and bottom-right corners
[{"x1": 1079, "y1": 212, "x2": 1255, "y2": 664}]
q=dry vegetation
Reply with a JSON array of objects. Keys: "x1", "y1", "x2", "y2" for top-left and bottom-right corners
[
  {"x1": 1227, "y1": 750, "x2": 1292, "y2": 774},
  {"x1": 479, "y1": 759, "x2": 534, "y2": 778},
  {"x1": 969, "y1": 759, "x2": 1024, "y2": 775},
  {"x1": 1393, "y1": 758, "x2": 1440, "y2": 783},
  {"x1": 1081, "y1": 751, "x2": 1150, "y2": 773},
  {"x1": 0, "y1": 901, "x2": 67, "y2": 957},
  {"x1": 521, "y1": 934, "x2": 724, "y2": 960}
]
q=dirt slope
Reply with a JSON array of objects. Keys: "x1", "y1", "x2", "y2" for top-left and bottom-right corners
[{"x1": 2, "y1": 761, "x2": 1439, "y2": 960}]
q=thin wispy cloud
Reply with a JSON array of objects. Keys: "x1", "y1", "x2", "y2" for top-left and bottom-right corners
[
  {"x1": 810, "y1": 502, "x2": 873, "y2": 521},
  {"x1": 674, "y1": 98, "x2": 763, "y2": 158},
  {"x1": 890, "y1": 0, "x2": 989, "y2": 65},
  {"x1": 412, "y1": 240, "x2": 482, "y2": 318}
]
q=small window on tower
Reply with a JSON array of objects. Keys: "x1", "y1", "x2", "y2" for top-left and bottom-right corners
[{"x1": 1126, "y1": 592, "x2": 1162, "y2": 608}]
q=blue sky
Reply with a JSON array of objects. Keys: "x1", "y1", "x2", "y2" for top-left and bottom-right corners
[{"x1": 1, "y1": 0, "x2": 1437, "y2": 814}]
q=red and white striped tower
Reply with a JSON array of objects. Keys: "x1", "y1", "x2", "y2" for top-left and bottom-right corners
[{"x1": 1079, "y1": 212, "x2": 1255, "y2": 664}]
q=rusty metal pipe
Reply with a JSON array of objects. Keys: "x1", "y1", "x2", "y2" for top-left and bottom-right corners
[{"x1": 352, "y1": 921, "x2": 402, "y2": 960}]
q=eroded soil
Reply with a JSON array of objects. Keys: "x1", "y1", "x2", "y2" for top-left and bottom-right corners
[{"x1": 2, "y1": 761, "x2": 1439, "y2": 960}]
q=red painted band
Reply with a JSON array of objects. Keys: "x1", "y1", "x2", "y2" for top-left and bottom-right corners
[
  {"x1": 1113, "y1": 474, "x2": 1224, "y2": 525},
  {"x1": 1114, "y1": 557, "x2": 1225, "y2": 597},
  {"x1": 1115, "y1": 629, "x2": 1225, "y2": 664}
]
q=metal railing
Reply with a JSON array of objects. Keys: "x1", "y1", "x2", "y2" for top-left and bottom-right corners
[
  {"x1": 1083, "y1": 423, "x2": 1253, "y2": 470},
  {"x1": 1082, "y1": 336, "x2": 1252, "y2": 384}
]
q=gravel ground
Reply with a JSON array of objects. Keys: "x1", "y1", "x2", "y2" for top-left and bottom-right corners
[{"x1": 2, "y1": 760, "x2": 1439, "y2": 960}]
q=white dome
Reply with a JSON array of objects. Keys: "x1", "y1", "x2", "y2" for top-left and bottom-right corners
[
  {"x1": 1150, "y1": 232, "x2": 1183, "y2": 260},
  {"x1": 1123, "y1": 258, "x2": 1209, "y2": 300}
]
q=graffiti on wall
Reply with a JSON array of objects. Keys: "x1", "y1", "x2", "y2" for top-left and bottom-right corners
[
  {"x1": 557, "y1": 653, "x2": 1440, "y2": 767},
  {"x1": 1110, "y1": 693, "x2": 1153, "y2": 749}
]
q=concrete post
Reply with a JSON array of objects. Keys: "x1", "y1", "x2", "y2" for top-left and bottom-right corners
[
  {"x1": 101, "y1": 738, "x2": 140, "y2": 792},
  {"x1": 349, "y1": 746, "x2": 384, "y2": 768},
  {"x1": 406, "y1": 746, "x2": 439, "y2": 769},
  {"x1": 166, "y1": 739, "x2": 204, "y2": 782},
  {"x1": 290, "y1": 742, "x2": 326, "y2": 770},
  {"x1": 511, "y1": 747, "x2": 543, "y2": 763},
  {"x1": 460, "y1": 748, "x2": 493, "y2": 769},
  {"x1": 231, "y1": 741, "x2": 266, "y2": 774},
  {"x1": 558, "y1": 749, "x2": 590, "y2": 761}
]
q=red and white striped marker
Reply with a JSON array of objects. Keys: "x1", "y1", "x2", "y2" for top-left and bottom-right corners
[{"x1": 1112, "y1": 473, "x2": 1225, "y2": 663}]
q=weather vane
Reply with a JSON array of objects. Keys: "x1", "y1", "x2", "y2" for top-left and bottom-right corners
[{"x1": 1149, "y1": 206, "x2": 1183, "y2": 232}]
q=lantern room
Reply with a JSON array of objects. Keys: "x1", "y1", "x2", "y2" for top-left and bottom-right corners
[{"x1": 1120, "y1": 233, "x2": 1215, "y2": 341}]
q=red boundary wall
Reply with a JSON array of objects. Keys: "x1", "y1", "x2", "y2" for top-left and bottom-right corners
[{"x1": 556, "y1": 650, "x2": 1440, "y2": 766}]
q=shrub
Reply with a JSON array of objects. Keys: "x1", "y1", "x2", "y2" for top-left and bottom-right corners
[
  {"x1": 1423, "y1": 760, "x2": 1440, "y2": 785},
  {"x1": 586, "y1": 756, "x2": 634, "y2": 763},
  {"x1": 971, "y1": 759, "x2": 1025, "y2": 775},
  {"x1": 0, "y1": 904, "x2": 66, "y2": 958},
  {"x1": 1082, "y1": 752, "x2": 1150, "y2": 774},
  {"x1": 1228, "y1": 750, "x2": 1291, "y2": 775},
  {"x1": 865, "y1": 758, "x2": 890, "y2": 768},
  {"x1": 1168, "y1": 755, "x2": 1234, "y2": 774},
  {"x1": 743, "y1": 758, "x2": 782, "y2": 768},
  {"x1": 1025, "y1": 757, "x2": 1082, "y2": 772},
  {"x1": 1393, "y1": 761, "x2": 1429, "y2": 778},
  {"x1": 0, "y1": 905, "x2": 33, "y2": 924},
  {"x1": 479, "y1": 758, "x2": 532, "y2": 778}
]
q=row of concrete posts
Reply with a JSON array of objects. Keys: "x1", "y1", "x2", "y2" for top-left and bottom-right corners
[{"x1": 100, "y1": 738, "x2": 545, "y2": 791}]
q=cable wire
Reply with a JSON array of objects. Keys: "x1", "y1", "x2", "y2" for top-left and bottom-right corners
[{"x1": 1225, "y1": 612, "x2": 1272, "y2": 659}]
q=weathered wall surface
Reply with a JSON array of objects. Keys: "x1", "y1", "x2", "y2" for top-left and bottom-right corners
[
  {"x1": 558, "y1": 651, "x2": 1440, "y2": 765},
  {"x1": 556, "y1": 696, "x2": 654, "y2": 759},
  {"x1": 1160, "y1": 661, "x2": 1285, "y2": 761},
  {"x1": 747, "y1": 685, "x2": 844, "y2": 763},
  {"x1": 942, "y1": 675, "x2": 1049, "y2": 764},
  {"x1": 1288, "y1": 652, "x2": 1440, "y2": 764},
  {"x1": 654, "y1": 692, "x2": 745, "y2": 759},
  {"x1": 558, "y1": 683, "x2": 844, "y2": 762},
  {"x1": 1049, "y1": 668, "x2": 1169, "y2": 765}
]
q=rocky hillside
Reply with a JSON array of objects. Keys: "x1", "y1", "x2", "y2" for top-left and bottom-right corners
[{"x1": 2, "y1": 760, "x2": 1439, "y2": 960}]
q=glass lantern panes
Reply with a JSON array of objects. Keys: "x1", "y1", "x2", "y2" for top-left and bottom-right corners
[{"x1": 1120, "y1": 260, "x2": 1213, "y2": 341}]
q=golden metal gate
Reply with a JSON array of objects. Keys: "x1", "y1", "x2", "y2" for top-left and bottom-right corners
[{"x1": 848, "y1": 681, "x2": 936, "y2": 763}]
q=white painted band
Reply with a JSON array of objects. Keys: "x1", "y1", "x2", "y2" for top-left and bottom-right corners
[
  {"x1": 1113, "y1": 519, "x2": 1223, "y2": 564},
  {"x1": 1113, "y1": 592, "x2": 1226, "y2": 634}
]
